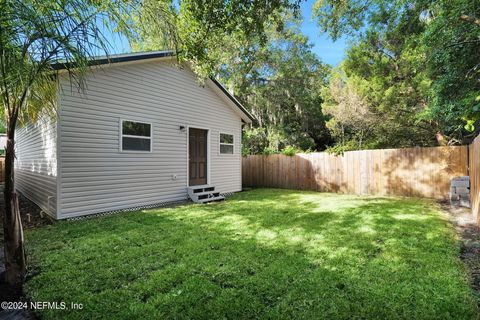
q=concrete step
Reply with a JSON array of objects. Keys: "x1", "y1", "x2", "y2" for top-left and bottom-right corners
[
  {"x1": 188, "y1": 185, "x2": 215, "y2": 193},
  {"x1": 196, "y1": 195, "x2": 225, "y2": 203},
  {"x1": 192, "y1": 191, "x2": 221, "y2": 201},
  {"x1": 187, "y1": 185, "x2": 223, "y2": 203}
]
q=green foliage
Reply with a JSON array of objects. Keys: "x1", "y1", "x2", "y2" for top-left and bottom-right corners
[
  {"x1": 318, "y1": 0, "x2": 440, "y2": 149},
  {"x1": 242, "y1": 127, "x2": 269, "y2": 156},
  {"x1": 241, "y1": 128, "x2": 292, "y2": 156},
  {"x1": 262, "y1": 146, "x2": 278, "y2": 155},
  {"x1": 131, "y1": 0, "x2": 301, "y2": 78},
  {"x1": 177, "y1": 0, "x2": 301, "y2": 78},
  {"x1": 133, "y1": 3, "x2": 334, "y2": 154},
  {"x1": 223, "y1": 18, "x2": 332, "y2": 154},
  {"x1": 0, "y1": 0, "x2": 138, "y2": 128},
  {"x1": 129, "y1": 0, "x2": 179, "y2": 53},
  {"x1": 313, "y1": 0, "x2": 480, "y2": 146},
  {"x1": 281, "y1": 145, "x2": 298, "y2": 156},
  {"x1": 325, "y1": 140, "x2": 367, "y2": 155},
  {"x1": 25, "y1": 189, "x2": 478, "y2": 319},
  {"x1": 421, "y1": 0, "x2": 480, "y2": 138}
]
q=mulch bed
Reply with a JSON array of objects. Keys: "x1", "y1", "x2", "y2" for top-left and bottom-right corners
[
  {"x1": 458, "y1": 223, "x2": 480, "y2": 294},
  {"x1": 442, "y1": 203, "x2": 480, "y2": 303},
  {"x1": 0, "y1": 194, "x2": 54, "y2": 236}
]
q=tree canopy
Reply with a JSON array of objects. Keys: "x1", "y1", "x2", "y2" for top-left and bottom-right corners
[
  {"x1": 218, "y1": 19, "x2": 332, "y2": 154},
  {"x1": 313, "y1": 0, "x2": 480, "y2": 150},
  {"x1": 131, "y1": 0, "x2": 301, "y2": 77},
  {"x1": 134, "y1": 0, "x2": 479, "y2": 154}
]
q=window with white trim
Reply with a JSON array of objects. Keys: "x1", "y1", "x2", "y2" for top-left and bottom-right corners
[
  {"x1": 219, "y1": 133, "x2": 234, "y2": 154},
  {"x1": 121, "y1": 120, "x2": 152, "y2": 152}
]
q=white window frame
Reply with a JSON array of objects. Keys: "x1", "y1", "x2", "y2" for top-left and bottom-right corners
[
  {"x1": 219, "y1": 132, "x2": 234, "y2": 155},
  {"x1": 119, "y1": 119, "x2": 153, "y2": 153}
]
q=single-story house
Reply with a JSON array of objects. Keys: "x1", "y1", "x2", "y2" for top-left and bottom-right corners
[{"x1": 14, "y1": 51, "x2": 254, "y2": 219}]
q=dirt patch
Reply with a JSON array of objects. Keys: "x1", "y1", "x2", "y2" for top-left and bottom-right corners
[
  {"x1": 0, "y1": 193, "x2": 54, "y2": 236},
  {"x1": 460, "y1": 225, "x2": 480, "y2": 293},
  {"x1": 1, "y1": 189, "x2": 54, "y2": 240},
  {"x1": 442, "y1": 203, "x2": 480, "y2": 299}
]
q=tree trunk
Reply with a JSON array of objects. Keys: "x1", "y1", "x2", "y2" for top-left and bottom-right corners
[{"x1": 3, "y1": 131, "x2": 26, "y2": 287}]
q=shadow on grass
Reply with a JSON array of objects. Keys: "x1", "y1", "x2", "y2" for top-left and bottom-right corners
[{"x1": 24, "y1": 188, "x2": 478, "y2": 320}]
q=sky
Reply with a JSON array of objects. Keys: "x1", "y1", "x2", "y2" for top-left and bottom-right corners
[
  {"x1": 299, "y1": 0, "x2": 348, "y2": 66},
  {"x1": 106, "y1": 0, "x2": 349, "y2": 66}
]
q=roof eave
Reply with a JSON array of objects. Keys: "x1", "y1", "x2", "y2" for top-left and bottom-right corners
[
  {"x1": 209, "y1": 78, "x2": 255, "y2": 123},
  {"x1": 50, "y1": 51, "x2": 176, "y2": 71}
]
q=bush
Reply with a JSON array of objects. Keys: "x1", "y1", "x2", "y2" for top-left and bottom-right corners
[
  {"x1": 262, "y1": 146, "x2": 278, "y2": 155},
  {"x1": 282, "y1": 146, "x2": 298, "y2": 156},
  {"x1": 242, "y1": 127, "x2": 269, "y2": 156},
  {"x1": 242, "y1": 127, "x2": 318, "y2": 156}
]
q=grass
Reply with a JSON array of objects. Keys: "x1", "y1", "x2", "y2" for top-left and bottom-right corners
[{"x1": 25, "y1": 189, "x2": 478, "y2": 319}]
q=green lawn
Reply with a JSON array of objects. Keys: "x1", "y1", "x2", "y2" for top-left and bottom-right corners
[{"x1": 25, "y1": 189, "x2": 478, "y2": 319}]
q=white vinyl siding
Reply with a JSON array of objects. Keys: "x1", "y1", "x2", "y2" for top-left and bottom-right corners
[
  {"x1": 15, "y1": 115, "x2": 57, "y2": 216},
  {"x1": 57, "y1": 60, "x2": 243, "y2": 218}
]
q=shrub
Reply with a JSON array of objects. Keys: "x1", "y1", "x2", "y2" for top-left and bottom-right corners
[
  {"x1": 282, "y1": 146, "x2": 298, "y2": 156},
  {"x1": 262, "y1": 146, "x2": 278, "y2": 155}
]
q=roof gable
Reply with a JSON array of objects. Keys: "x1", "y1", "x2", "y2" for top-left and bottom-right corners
[{"x1": 52, "y1": 51, "x2": 254, "y2": 123}]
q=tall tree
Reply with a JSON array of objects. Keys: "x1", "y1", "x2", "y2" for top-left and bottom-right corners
[
  {"x1": 313, "y1": 0, "x2": 480, "y2": 146},
  {"x1": 131, "y1": 0, "x2": 301, "y2": 78},
  {"x1": 421, "y1": 0, "x2": 480, "y2": 141},
  {"x1": 317, "y1": 0, "x2": 437, "y2": 150},
  {"x1": 321, "y1": 68, "x2": 378, "y2": 150},
  {"x1": 219, "y1": 19, "x2": 332, "y2": 154},
  {"x1": 134, "y1": 5, "x2": 331, "y2": 154}
]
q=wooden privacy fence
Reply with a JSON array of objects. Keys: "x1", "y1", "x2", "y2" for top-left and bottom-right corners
[
  {"x1": 470, "y1": 135, "x2": 480, "y2": 224},
  {"x1": 0, "y1": 157, "x2": 4, "y2": 183},
  {"x1": 242, "y1": 146, "x2": 469, "y2": 200}
]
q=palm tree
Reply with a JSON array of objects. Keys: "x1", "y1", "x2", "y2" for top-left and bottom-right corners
[{"x1": 0, "y1": 0, "x2": 140, "y2": 288}]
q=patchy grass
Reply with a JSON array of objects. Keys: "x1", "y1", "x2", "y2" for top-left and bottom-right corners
[{"x1": 25, "y1": 189, "x2": 478, "y2": 319}]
